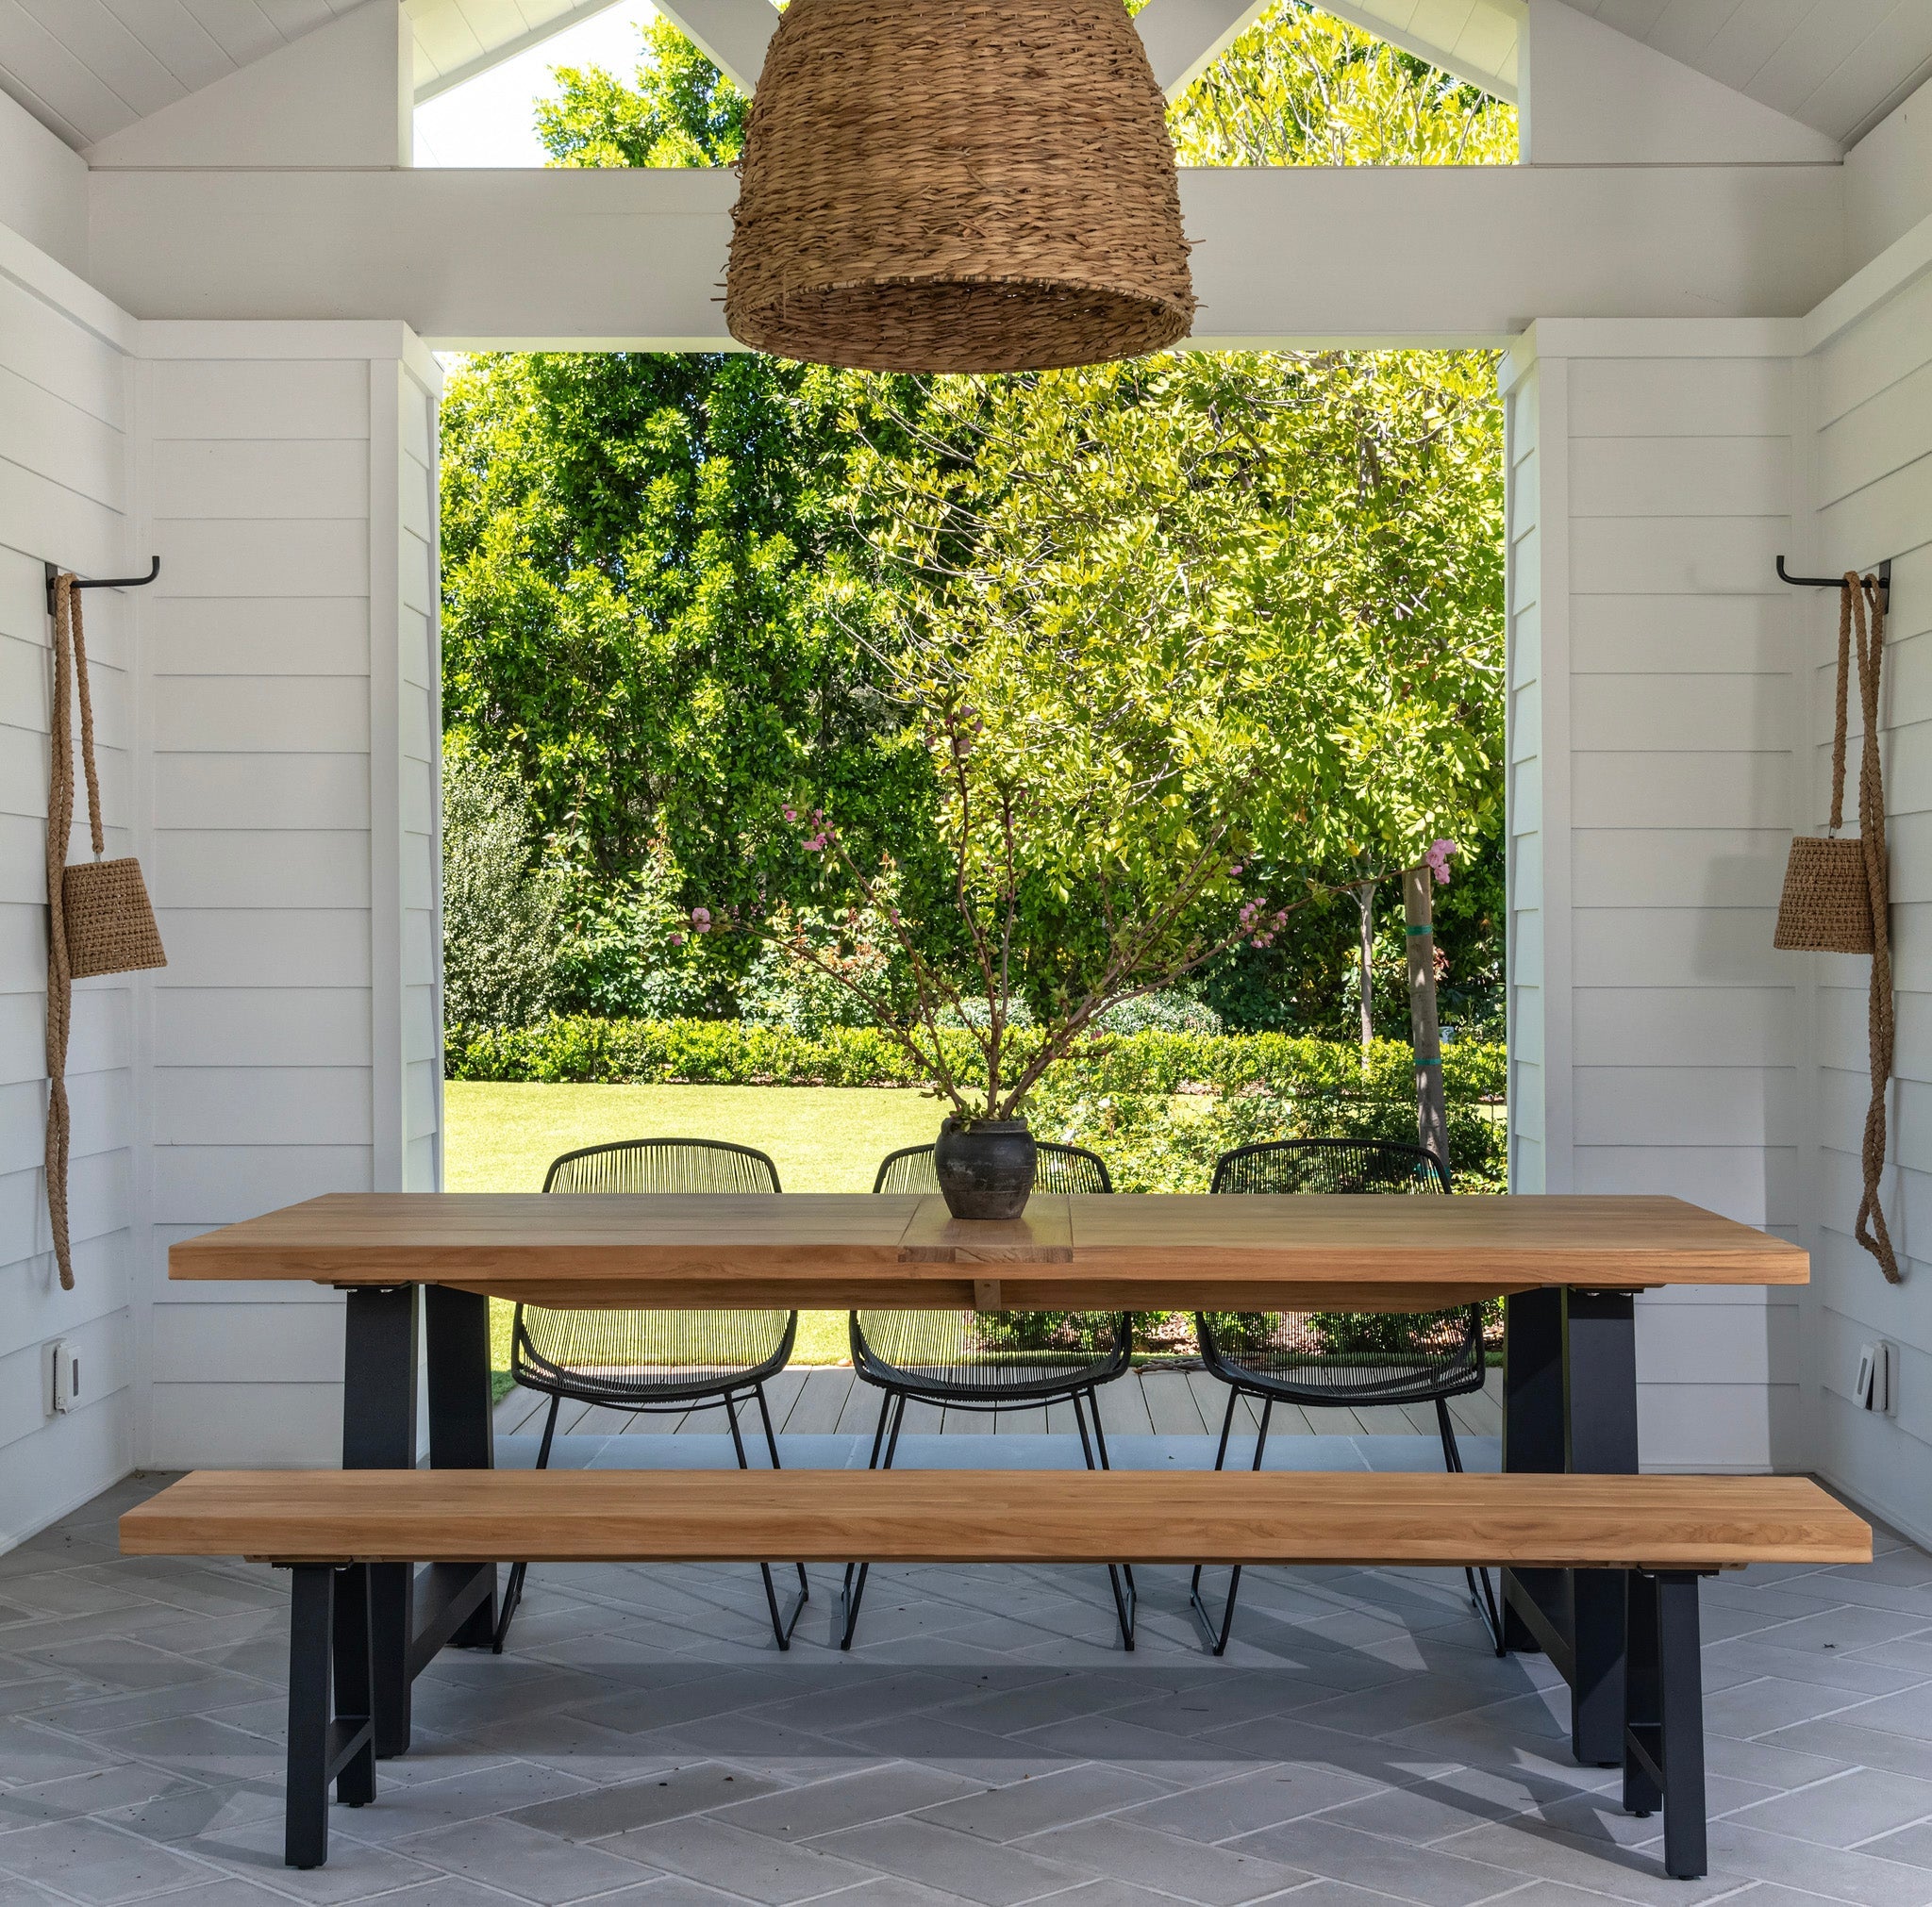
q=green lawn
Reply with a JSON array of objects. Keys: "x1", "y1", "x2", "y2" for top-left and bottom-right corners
[{"x1": 446, "y1": 1081, "x2": 944, "y2": 1369}]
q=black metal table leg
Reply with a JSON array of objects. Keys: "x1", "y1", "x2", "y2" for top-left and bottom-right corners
[
  {"x1": 1567, "y1": 1290, "x2": 1639, "y2": 1766},
  {"x1": 1502, "y1": 1286, "x2": 1640, "y2": 1766},
  {"x1": 1501, "y1": 1288, "x2": 1564, "y2": 1654},
  {"x1": 425, "y1": 1285, "x2": 498, "y2": 1648},
  {"x1": 341, "y1": 1285, "x2": 418, "y2": 1757}
]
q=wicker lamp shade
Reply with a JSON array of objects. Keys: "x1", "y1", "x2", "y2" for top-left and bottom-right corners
[{"x1": 724, "y1": 0, "x2": 1195, "y2": 373}]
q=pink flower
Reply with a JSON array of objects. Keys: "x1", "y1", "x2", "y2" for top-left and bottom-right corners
[
  {"x1": 782, "y1": 805, "x2": 796, "y2": 821},
  {"x1": 1229, "y1": 864, "x2": 1242, "y2": 876},
  {"x1": 1424, "y1": 837, "x2": 1457, "y2": 887},
  {"x1": 669, "y1": 932, "x2": 684, "y2": 946},
  {"x1": 690, "y1": 906, "x2": 711, "y2": 934}
]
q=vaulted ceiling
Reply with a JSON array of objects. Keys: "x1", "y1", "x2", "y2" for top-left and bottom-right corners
[{"x1": 1, "y1": 0, "x2": 1928, "y2": 156}]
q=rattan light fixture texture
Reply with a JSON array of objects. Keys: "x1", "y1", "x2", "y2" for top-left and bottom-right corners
[{"x1": 724, "y1": 0, "x2": 1195, "y2": 373}]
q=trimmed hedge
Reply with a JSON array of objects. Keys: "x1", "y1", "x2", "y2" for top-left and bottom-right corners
[{"x1": 447, "y1": 1015, "x2": 1506, "y2": 1103}]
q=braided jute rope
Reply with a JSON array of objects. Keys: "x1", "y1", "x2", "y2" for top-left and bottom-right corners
[
  {"x1": 43, "y1": 576, "x2": 78, "y2": 1291},
  {"x1": 1849, "y1": 572, "x2": 1900, "y2": 1284}
]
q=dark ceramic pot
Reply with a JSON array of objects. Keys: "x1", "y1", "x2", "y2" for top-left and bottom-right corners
[{"x1": 934, "y1": 1118, "x2": 1037, "y2": 1220}]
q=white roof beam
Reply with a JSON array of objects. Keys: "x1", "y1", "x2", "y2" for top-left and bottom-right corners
[
  {"x1": 650, "y1": 0, "x2": 781, "y2": 95},
  {"x1": 86, "y1": 159, "x2": 1847, "y2": 349},
  {"x1": 1134, "y1": 0, "x2": 1272, "y2": 100},
  {"x1": 415, "y1": 2, "x2": 632, "y2": 106}
]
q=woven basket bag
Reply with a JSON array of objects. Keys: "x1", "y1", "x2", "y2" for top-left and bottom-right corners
[
  {"x1": 1774, "y1": 582, "x2": 1874, "y2": 953},
  {"x1": 43, "y1": 575, "x2": 164, "y2": 1289}
]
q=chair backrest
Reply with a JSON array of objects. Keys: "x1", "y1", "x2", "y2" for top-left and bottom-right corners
[
  {"x1": 541, "y1": 1137, "x2": 781, "y2": 1196},
  {"x1": 871, "y1": 1140, "x2": 1112, "y2": 1196},
  {"x1": 1211, "y1": 1136, "x2": 1449, "y2": 1197}
]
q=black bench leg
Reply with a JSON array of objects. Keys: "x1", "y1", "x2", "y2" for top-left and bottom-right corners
[
  {"x1": 334, "y1": 1565, "x2": 376, "y2": 1809},
  {"x1": 287, "y1": 1564, "x2": 379, "y2": 1870},
  {"x1": 287, "y1": 1566, "x2": 335, "y2": 1869},
  {"x1": 1623, "y1": 1569, "x2": 1707, "y2": 1881}
]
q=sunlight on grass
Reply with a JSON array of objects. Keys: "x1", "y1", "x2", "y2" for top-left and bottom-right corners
[{"x1": 446, "y1": 1081, "x2": 945, "y2": 1369}]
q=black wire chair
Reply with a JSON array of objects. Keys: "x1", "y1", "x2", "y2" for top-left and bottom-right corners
[
  {"x1": 493, "y1": 1138, "x2": 807, "y2": 1653},
  {"x1": 1191, "y1": 1136, "x2": 1503, "y2": 1656},
  {"x1": 842, "y1": 1141, "x2": 1137, "y2": 1650}
]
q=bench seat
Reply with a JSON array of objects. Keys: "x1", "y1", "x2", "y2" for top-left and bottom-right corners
[
  {"x1": 121, "y1": 1468, "x2": 1869, "y2": 1880},
  {"x1": 122, "y1": 1468, "x2": 1867, "y2": 1568}
]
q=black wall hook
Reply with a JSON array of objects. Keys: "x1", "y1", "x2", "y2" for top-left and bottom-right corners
[
  {"x1": 44, "y1": 556, "x2": 161, "y2": 617},
  {"x1": 1776, "y1": 554, "x2": 1890, "y2": 612}
]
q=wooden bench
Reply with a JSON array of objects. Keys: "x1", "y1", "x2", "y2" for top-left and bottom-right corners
[{"x1": 123, "y1": 1468, "x2": 1870, "y2": 1878}]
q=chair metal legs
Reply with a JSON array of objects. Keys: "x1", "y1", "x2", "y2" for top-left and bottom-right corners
[
  {"x1": 841, "y1": 1385, "x2": 1135, "y2": 1651},
  {"x1": 839, "y1": 1389, "x2": 905, "y2": 1650},
  {"x1": 493, "y1": 1392, "x2": 560, "y2": 1652},
  {"x1": 1191, "y1": 1388, "x2": 1271, "y2": 1655},
  {"x1": 1071, "y1": 1387, "x2": 1136, "y2": 1650},
  {"x1": 1435, "y1": 1398, "x2": 1506, "y2": 1655},
  {"x1": 727, "y1": 1385, "x2": 808, "y2": 1650},
  {"x1": 495, "y1": 1384, "x2": 807, "y2": 1656},
  {"x1": 1190, "y1": 1386, "x2": 1506, "y2": 1657}
]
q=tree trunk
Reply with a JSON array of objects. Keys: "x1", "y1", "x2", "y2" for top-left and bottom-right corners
[
  {"x1": 1403, "y1": 863, "x2": 1448, "y2": 1169},
  {"x1": 1356, "y1": 879, "x2": 1376, "y2": 1059}
]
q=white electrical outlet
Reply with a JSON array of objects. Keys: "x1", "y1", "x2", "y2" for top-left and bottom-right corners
[
  {"x1": 47, "y1": 1339, "x2": 79, "y2": 1416},
  {"x1": 1853, "y1": 1341, "x2": 1898, "y2": 1414}
]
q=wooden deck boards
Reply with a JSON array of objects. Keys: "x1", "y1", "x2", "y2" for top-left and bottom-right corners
[{"x1": 492, "y1": 1366, "x2": 1509, "y2": 1441}]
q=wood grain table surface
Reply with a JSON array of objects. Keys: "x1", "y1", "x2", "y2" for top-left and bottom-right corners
[{"x1": 168, "y1": 1191, "x2": 1808, "y2": 1311}]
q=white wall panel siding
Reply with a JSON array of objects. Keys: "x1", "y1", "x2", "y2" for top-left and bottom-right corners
[
  {"x1": 0, "y1": 234, "x2": 137, "y2": 1546},
  {"x1": 142, "y1": 326, "x2": 442, "y2": 1468},
  {"x1": 1508, "y1": 323, "x2": 1800, "y2": 1470},
  {"x1": 1791, "y1": 247, "x2": 1932, "y2": 1547}
]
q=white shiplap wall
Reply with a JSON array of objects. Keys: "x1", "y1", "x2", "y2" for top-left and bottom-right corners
[
  {"x1": 0, "y1": 231, "x2": 141, "y2": 1543},
  {"x1": 1505, "y1": 356, "x2": 1547, "y2": 1194},
  {"x1": 1798, "y1": 246, "x2": 1932, "y2": 1543},
  {"x1": 141, "y1": 323, "x2": 442, "y2": 1469},
  {"x1": 1506, "y1": 320, "x2": 1805, "y2": 1472}
]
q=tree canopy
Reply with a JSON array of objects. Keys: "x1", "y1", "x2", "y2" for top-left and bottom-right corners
[{"x1": 438, "y1": 1, "x2": 1513, "y2": 1037}]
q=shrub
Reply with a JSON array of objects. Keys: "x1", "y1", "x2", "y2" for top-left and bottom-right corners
[{"x1": 441, "y1": 749, "x2": 561, "y2": 1036}]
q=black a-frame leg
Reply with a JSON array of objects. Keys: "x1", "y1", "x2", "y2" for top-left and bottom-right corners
[
  {"x1": 286, "y1": 1564, "x2": 376, "y2": 1869},
  {"x1": 1623, "y1": 1569, "x2": 1708, "y2": 1881}
]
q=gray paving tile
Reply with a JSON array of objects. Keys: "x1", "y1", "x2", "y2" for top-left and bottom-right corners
[
  {"x1": 513, "y1": 1764, "x2": 787, "y2": 1840},
  {"x1": 1224, "y1": 1816, "x2": 1527, "y2": 1907},
  {"x1": 0, "y1": 1816, "x2": 223, "y2": 1904},
  {"x1": 393, "y1": 1815, "x2": 662, "y2": 1903},
  {"x1": 1701, "y1": 1820, "x2": 1932, "y2": 1906},
  {"x1": 167, "y1": 1816, "x2": 445, "y2": 1904},
  {"x1": 1827, "y1": 1689, "x2": 1932, "y2": 1746},
  {"x1": 1723, "y1": 1766, "x2": 1932, "y2": 1848},
  {"x1": 605, "y1": 1815, "x2": 875, "y2": 1903},
  {"x1": 917, "y1": 1766, "x2": 1174, "y2": 1844},
  {"x1": 0, "y1": 1717, "x2": 122, "y2": 1785},
  {"x1": 1430, "y1": 1818, "x2": 1747, "y2": 1905},
  {"x1": 333, "y1": 1757, "x2": 603, "y2": 1846},
  {"x1": 1116, "y1": 1765, "x2": 1388, "y2": 1842},
  {"x1": 718, "y1": 1764, "x2": 984, "y2": 1841},
  {"x1": 1865, "y1": 1817, "x2": 1932, "y2": 1866},
  {"x1": 814, "y1": 1816, "x2": 1089, "y2": 1905},
  {"x1": 1015, "y1": 1816, "x2": 1310, "y2": 1905}
]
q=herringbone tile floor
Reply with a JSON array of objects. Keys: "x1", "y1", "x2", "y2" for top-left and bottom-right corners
[{"x1": 1, "y1": 1448, "x2": 1928, "y2": 1907}]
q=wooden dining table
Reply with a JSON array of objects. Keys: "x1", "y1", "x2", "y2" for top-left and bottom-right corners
[{"x1": 172, "y1": 1189, "x2": 1807, "y2": 1767}]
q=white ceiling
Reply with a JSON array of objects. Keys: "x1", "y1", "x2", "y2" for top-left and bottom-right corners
[
  {"x1": 1563, "y1": 0, "x2": 1932, "y2": 144},
  {"x1": 0, "y1": 0, "x2": 612, "y2": 149},
  {"x1": 0, "y1": 0, "x2": 1927, "y2": 155}
]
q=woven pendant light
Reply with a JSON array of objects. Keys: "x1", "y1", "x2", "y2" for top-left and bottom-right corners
[{"x1": 724, "y1": 0, "x2": 1195, "y2": 373}]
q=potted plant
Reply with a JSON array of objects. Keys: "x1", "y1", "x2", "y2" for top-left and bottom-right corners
[{"x1": 683, "y1": 697, "x2": 1308, "y2": 1219}]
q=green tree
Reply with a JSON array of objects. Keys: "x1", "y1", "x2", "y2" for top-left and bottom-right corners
[
  {"x1": 537, "y1": 16, "x2": 747, "y2": 165},
  {"x1": 1170, "y1": 0, "x2": 1516, "y2": 165},
  {"x1": 441, "y1": 6, "x2": 1511, "y2": 1033}
]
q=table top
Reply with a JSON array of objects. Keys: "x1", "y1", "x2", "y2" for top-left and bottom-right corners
[{"x1": 168, "y1": 1191, "x2": 1807, "y2": 1310}]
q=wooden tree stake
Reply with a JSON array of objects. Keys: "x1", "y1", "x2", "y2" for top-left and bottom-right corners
[{"x1": 1404, "y1": 864, "x2": 1448, "y2": 1169}]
